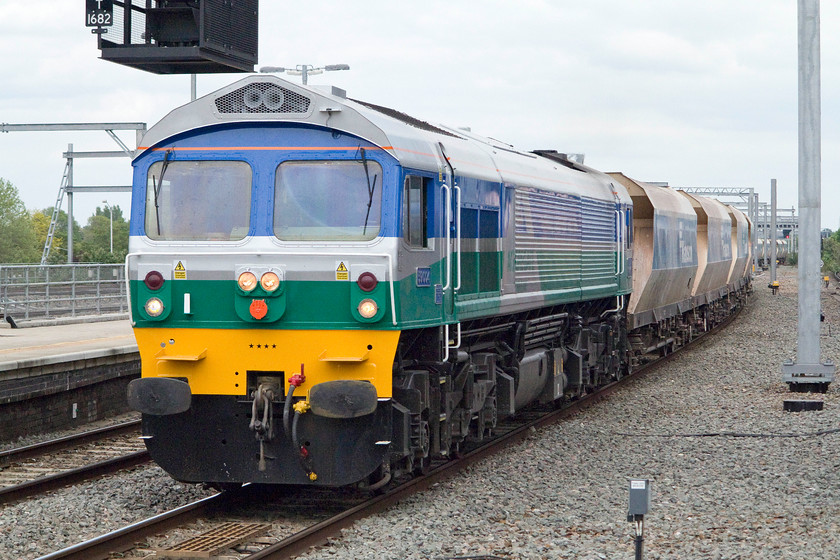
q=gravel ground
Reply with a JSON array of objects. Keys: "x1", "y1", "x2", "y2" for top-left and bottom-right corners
[
  {"x1": 2, "y1": 266, "x2": 838, "y2": 559},
  {"x1": 296, "y1": 266, "x2": 840, "y2": 560},
  {"x1": 0, "y1": 465, "x2": 215, "y2": 559}
]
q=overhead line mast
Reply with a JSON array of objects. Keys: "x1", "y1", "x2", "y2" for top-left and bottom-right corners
[{"x1": 782, "y1": 0, "x2": 834, "y2": 391}]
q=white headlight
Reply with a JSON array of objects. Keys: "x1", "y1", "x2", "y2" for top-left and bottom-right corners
[
  {"x1": 145, "y1": 297, "x2": 164, "y2": 317},
  {"x1": 357, "y1": 299, "x2": 378, "y2": 319}
]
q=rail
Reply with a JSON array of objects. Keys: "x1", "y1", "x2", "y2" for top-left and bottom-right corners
[
  {"x1": 0, "y1": 420, "x2": 145, "y2": 505},
  {"x1": 0, "y1": 263, "x2": 127, "y2": 325}
]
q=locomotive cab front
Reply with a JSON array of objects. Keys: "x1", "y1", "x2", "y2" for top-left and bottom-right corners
[{"x1": 126, "y1": 81, "x2": 424, "y2": 486}]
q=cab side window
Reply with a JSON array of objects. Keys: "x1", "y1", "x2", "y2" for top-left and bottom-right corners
[{"x1": 403, "y1": 175, "x2": 427, "y2": 248}]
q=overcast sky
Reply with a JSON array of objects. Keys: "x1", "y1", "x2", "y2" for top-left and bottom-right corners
[{"x1": 1, "y1": 1, "x2": 838, "y2": 228}]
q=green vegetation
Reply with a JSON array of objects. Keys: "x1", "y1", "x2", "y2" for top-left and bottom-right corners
[
  {"x1": 822, "y1": 230, "x2": 840, "y2": 275},
  {"x1": 0, "y1": 177, "x2": 129, "y2": 264},
  {"x1": 75, "y1": 205, "x2": 129, "y2": 264},
  {"x1": 0, "y1": 178, "x2": 39, "y2": 264},
  {"x1": 31, "y1": 208, "x2": 83, "y2": 264}
]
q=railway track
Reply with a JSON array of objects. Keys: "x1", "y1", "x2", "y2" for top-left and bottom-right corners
[
  {"x1": 36, "y1": 306, "x2": 743, "y2": 560},
  {"x1": 0, "y1": 420, "x2": 147, "y2": 504}
]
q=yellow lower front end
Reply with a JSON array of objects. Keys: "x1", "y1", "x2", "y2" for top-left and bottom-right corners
[{"x1": 132, "y1": 328, "x2": 401, "y2": 398}]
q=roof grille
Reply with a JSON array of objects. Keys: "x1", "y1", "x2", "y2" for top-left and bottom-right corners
[{"x1": 215, "y1": 83, "x2": 311, "y2": 114}]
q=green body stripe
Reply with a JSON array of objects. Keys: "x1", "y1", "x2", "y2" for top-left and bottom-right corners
[{"x1": 131, "y1": 251, "x2": 629, "y2": 330}]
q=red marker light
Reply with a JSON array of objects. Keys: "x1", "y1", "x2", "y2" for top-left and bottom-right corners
[
  {"x1": 249, "y1": 299, "x2": 268, "y2": 320},
  {"x1": 144, "y1": 271, "x2": 165, "y2": 291},
  {"x1": 357, "y1": 271, "x2": 378, "y2": 292}
]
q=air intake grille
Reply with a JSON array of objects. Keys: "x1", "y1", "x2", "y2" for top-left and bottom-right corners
[
  {"x1": 215, "y1": 83, "x2": 311, "y2": 114},
  {"x1": 514, "y1": 189, "x2": 617, "y2": 290}
]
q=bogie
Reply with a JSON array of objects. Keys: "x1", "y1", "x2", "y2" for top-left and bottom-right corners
[{"x1": 388, "y1": 297, "x2": 632, "y2": 473}]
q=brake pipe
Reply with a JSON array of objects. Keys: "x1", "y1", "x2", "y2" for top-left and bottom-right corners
[
  {"x1": 284, "y1": 364, "x2": 305, "y2": 439},
  {"x1": 292, "y1": 400, "x2": 317, "y2": 481}
]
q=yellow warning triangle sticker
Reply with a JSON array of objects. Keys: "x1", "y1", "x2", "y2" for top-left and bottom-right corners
[
  {"x1": 336, "y1": 262, "x2": 348, "y2": 272},
  {"x1": 175, "y1": 261, "x2": 186, "y2": 271}
]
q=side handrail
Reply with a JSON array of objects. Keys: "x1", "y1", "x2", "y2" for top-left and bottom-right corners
[
  {"x1": 615, "y1": 209, "x2": 623, "y2": 276},
  {"x1": 441, "y1": 183, "x2": 452, "y2": 292},
  {"x1": 454, "y1": 183, "x2": 462, "y2": 292},
  {"x1": 442, "y1": 322, "x2": 462, "y2": 363},
  {"x1": 620, "y1": 209, "x2": 626, "y2": 275}
]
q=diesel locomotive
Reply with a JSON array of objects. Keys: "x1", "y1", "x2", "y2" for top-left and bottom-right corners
[{"x1": 126, "y1": 75, "x2": 752, "y2": 488}]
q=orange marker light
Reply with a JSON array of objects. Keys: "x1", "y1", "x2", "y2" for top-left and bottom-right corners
[
  {"x1": 238, "y1": 271, "x2": 258, "y2": 292},
  {"x1": 250, "y1": 299, "x2": 268, "y2": 320},
  {"x1": 260, "y1": 271, "x2": 280, "y2": 292}
]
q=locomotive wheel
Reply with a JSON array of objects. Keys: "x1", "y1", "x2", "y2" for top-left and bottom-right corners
[
  {"x1": 616, "y1": 360, "x2": 631, "y2": 381},
  {"x1": 413, "y1": 456, "x2": 432, "y2": 476},
  {"x1": 550, "y1": 396, "x2": 567, "y2": 410},
  {"x1": 413, "y1": 421, "x2": 431, "y2": 475}
]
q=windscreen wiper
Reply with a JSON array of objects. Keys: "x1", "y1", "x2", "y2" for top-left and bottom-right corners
[
  {"x1": 359, "y1": 147, "x2": 378, "y2": 235},
  {"x1": 152, "y1": 149, "x2": 173, "y2": 236}
]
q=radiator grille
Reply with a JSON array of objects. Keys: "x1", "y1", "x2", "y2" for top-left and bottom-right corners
[
  {"x1": 515, "y1": 189, "x2": 616, "y2": 290},
  {"x1": 581, "y1": 196, "x2": 617, "y2": 280},
  {"x1": 515, "y1": 189, "x2": 581, "y2": 288}
]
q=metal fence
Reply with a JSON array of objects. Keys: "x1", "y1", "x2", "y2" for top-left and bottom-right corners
[{"x1": 0, "y1": 264, "x2": 127, "y2": 324}]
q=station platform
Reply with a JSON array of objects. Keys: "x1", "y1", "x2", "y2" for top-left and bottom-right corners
[
  {"x1": 0, "y1": 319, "x2": 140, "y2": 442},
  {"x1": 0, "y1": 319, "x2": 137, "y2": 372}
]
